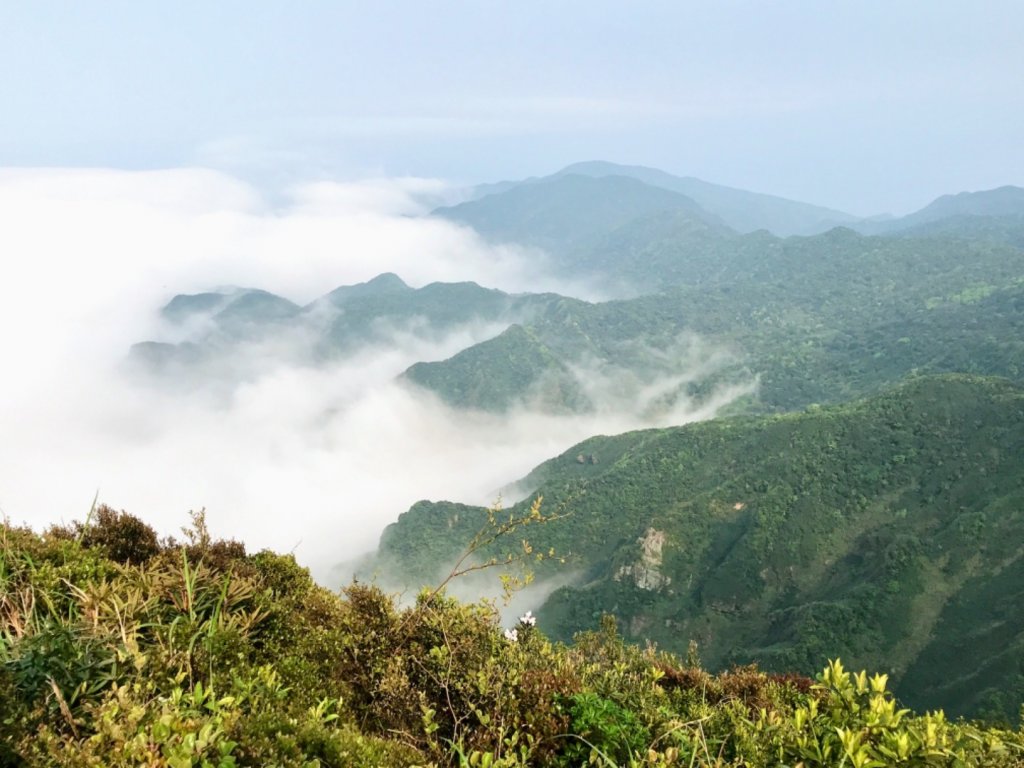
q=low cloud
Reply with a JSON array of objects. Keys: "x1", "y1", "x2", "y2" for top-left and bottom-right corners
[{"x1": 0, "y1": 167, "x2": 749, "y2": 579}]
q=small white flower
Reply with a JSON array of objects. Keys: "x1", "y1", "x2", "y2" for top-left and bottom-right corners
[
  {"x1": 504, "y1": 628, "x2": 518, "y2": 642},
  {"x1": 519, "y1": 610, "x2": 536, "y2": 627}
]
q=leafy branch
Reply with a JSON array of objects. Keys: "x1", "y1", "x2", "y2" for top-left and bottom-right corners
[{"x1": 398, "y1": 496, "x2": 567, "y2": 635}]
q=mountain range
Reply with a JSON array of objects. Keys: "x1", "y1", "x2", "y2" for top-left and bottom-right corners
[
  {"x1": 459, "y1": 161, "x2": 858, "y2": 237},
  {"x1": 445, "y1": 160, "x2": 1024, "y2": 241},
  {"x1": 128, "y1": 162, "x2": 1024, "y2": 718}
]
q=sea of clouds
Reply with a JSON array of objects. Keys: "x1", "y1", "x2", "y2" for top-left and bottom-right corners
[{"x1": 0, "y1": 167, "x2": 751, "y2": 579}]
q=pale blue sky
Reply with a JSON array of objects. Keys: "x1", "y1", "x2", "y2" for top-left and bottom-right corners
[{"x1": 2, "y1": 1, "x2": 1022, "y2": 215}]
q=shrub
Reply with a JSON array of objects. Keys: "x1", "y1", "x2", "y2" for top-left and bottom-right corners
[
  {"x1": 3, "y1": 512, "x2": 1023, "y2": 767},
  {"x1": 76, "y1": 505, "x2": 161, "y2": 565}
]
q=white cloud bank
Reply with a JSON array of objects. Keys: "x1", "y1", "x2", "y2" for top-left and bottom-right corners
[{"x1": 0, "y1": 168, "x2": 749, "y2": 578}]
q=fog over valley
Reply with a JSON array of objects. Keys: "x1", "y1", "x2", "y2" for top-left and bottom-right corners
[{"x1": 0, "y1": 167, "x2": 750, "y2": 574}]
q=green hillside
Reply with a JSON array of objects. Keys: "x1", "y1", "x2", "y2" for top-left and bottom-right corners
[
  {"x1": 314, "y1": 277, "x2": 563, "y2": 353},
  {"x1": 404, "y1": 227, "x2": 1024, "y2": 412},
  {"x1": 127, "y1": 276, "x2": 579, "y2": 376},
  {"x1": 892, "y1": 214, "x2": 1024, "y2": 249},
  {"x1": 371, "y1": 375, "x2": 1024, "y2": 720},
  {"x1": 891, "y1": 186, "x2": 1024, "y2": 229},
  {"x1": 403, "y1": 323, "x2": 591, "y2": 412},
  {"x1": 854, "y1": 186, "x2": 1024, "y2": 239}
]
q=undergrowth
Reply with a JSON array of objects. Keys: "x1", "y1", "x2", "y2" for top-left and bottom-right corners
[{"x1": 1, "y1": 507, "x2": 1021, "y2": 766}]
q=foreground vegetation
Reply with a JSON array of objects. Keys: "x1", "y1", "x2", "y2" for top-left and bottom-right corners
[{"x1": 2, "y1": 510, "x2": 1022, "y2": 766}]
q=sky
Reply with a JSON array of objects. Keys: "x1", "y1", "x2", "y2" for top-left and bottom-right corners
[
  {"x1": 1, "y1": 1, "x2": 1022, "y2": 577},
  {"x1": 2, "y1": 0, "x2": 1022, "y2": 215}
]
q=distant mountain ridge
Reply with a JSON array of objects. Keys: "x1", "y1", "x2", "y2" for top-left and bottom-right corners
[
  {"x1": 434, "y1": 173, "x2": 731, "y2": 253},
  {"x1": 553, "y1": 161, "x2": 860, "y2": 235},
  {"x1": 457, "y1": 161, "x2": 1024, "y2": 246},
  {"x1": 127, "y1": 275, "x2": 578, "y2": 381},
  {"x1": 460, "y1": 161, "x2": 859, "y2": 237},
  {"x1": 130, "y1": 274, "x2": 744, "y2": 417},
  {"x1": 131, "y1": 208, "x2": 1024, "y2": 415},
  {"x1": 857, "y1": 185, "x2": 1024, "y2": 237},
  {"x1": 896, "y1": 185, "x2": 1024, "y2": 225}
]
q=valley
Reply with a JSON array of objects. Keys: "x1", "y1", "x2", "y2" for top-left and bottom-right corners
[{"x1": 128, "y1": 161, "x2": 1024, "y2": 721}]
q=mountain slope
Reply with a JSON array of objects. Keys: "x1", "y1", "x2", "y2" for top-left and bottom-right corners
[
  {"x1": 313, "y1": 277, "x2": 544, "y2": 353},
  {"x1": 404, "y1": 323, "x2": 590, "y2": 412},
  {"x1": 892, "y1": 213, "x2": 1024, "y2": 248},
  {"x1": 370, "y1": 374, "x2": 1024, "y2": 719},
  {"x1": 126, "y1": 275, "x2": 578, "y2": 378},
  {"x1": 404, "y1": 228, "x2": 1024, "y2": 413},
  {"x1": 854, "y1": 185, "x2": 1024, "y2": 239},
  {"x1": 899, "y1": 185, "x2": 1024, "y2": 225},
  {"x1": 553, "y1": 160, "x2": 859, "y2": 235},
  {"x1": 434, "y1": 173, "x2": 729, "y2": 255}
]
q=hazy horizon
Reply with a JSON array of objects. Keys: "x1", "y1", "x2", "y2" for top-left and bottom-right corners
[{"x1": 3, "y1": 1, "x2": 1023, "y2": 216}]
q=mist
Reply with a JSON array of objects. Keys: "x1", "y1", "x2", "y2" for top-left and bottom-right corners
[{"x1": 0, "y1": 167, "x2": 750, "y2": 578}]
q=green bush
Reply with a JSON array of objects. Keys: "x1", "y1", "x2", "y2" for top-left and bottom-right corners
[{"x1": 2, "y1": 514, "x2": 1022, "y2": 766}]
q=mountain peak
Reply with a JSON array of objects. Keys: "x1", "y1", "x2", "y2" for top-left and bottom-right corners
[
  {"x1": 435, "y1": 172, "x2": 720, "y2": 255},
  {"x1": 363, "y1": 272, "x2": 410, "y2": 291},
  {"x1": 160, "y1": 291, "x2": 233, "y2": 324},
  {"x1": 557, "y1": 160, "x2": 691, "y2": 179},
  {"x1": 891, "y1": 185, "x2": 1024, "y2": 229},
  {"x1": 321, "y1": 272, "x2": 412, "y2": 306}
]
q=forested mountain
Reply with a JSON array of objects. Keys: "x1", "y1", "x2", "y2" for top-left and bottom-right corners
[
  {"x1": 892, "y1": 213, "x2": 1024, "y2": 247},
  {"x1": 131, "y1": 218, "x2": 1024, "y2": 418},
  {"x1": 10, "y1": 0, "x2": 1024, "y2": 757},
  {"x1": 124, "y1": 164, "x2": 1024, "y2": 724},
  {"x1": 881, "y1": 185, "x2": 1024, "y2": 230},
  {"x1": 132, "y1": 165, "x2": 1024, "y2": 420},
  {"x1": 434, "y1": 173, "x2": 731, "y2": 256},
  {"x1": 127, "y1": 274, "x2": 583, "y2": 379},
  {"x1": 461, "y1": 161, "x2": 859, "y2": 236},
  {"x1": 369, "y1": 374, "x2": 1024, "y2": 720},
  {"x1": 853, "y1": 185, "x2": 1024, "y2": 243},
  {"x1": 405, "y1": 228, "x2": 1024, "y2": 412},
  {"x1": 372, "y1": 165, "x2": 1019, "y2": 724},
  {"x1": 467, "y1": 162, "x2": 1024, "y2": 240}
]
